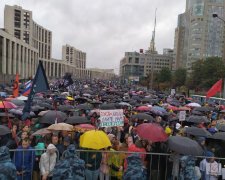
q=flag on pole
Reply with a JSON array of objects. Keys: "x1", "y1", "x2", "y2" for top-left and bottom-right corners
[
  {"x1": 21, "y1": 80, "x2": 32, "y2": 96},
  {"x1": 206, "y1": 79, "x2": 223, "y2": 98},
  {"x1": 22, "y1": 61, "x2": 49, "y2": 120},
  {"x1": 13, "y1": 74, "x2": 19, "y2": 97}
]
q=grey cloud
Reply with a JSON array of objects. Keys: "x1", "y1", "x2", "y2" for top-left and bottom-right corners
[{"x1": 0, "y1": 0, "x2": 185, "y2": 73}]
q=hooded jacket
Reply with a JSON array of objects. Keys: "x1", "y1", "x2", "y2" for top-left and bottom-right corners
[
  {"x1": 52, "y1": 144, "x2": 85, "y2": 180},
  {"x1": 39, "y1": 144, "x2": 57, "y2": 176},
  {"x1": 123, "y1": 154, "x2": 147, "y2": 180},
  {"x1": 0, "y1": 146, "x2": 17, "y2": 180}
]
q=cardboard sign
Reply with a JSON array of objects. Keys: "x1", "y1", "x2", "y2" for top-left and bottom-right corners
[
  {"x1": 99, "y1": 109, "x2": 124, "y2": 127},
  {"x1": 179, "y1": 111, "x2": 186, "y2": 121}
]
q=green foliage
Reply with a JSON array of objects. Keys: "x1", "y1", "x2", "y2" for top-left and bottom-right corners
[
  {"x1": 172, "y1": 68, "x2": 187, "y2": 87},
  {"x1": 157, "y1": 67, "x2": 172, "y2": 83},
  {"x1": 189, "y1": 57, "x2": 225, "y2": 89}
]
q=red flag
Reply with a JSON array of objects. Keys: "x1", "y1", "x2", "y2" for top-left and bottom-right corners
[
  {"x1": 206, "y1": 79, "x2": 223, "y2": 98},
  {"x1": 13, "y1": 74, "x2": 19, "y2": 97}
]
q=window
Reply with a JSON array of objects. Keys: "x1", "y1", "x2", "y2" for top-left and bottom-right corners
[
  {"x1": 135, "y1": 58, "x2": 139, "y2": 64},
  {"x1": 129, "y1": 57, "x2": 132, "y2": 63}
]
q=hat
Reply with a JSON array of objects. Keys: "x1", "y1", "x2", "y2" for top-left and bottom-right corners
[
  {"x1": 35, "y1": 142, "x2": 45, "y2": 156},
  {"x1": 206, "y1": 151, "x2": 214, "y2": 158},
  {"x1": 165, "y1": 127, "x2": 172, "y2": 135},
  {"x1": 63, "y1": 136, "x2": 71, "y2": 143},
  {"x1": 47, "y1": 144, "x2": 56, "y2": 150}
]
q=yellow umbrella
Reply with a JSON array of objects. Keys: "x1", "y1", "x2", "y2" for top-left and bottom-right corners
[
  {"x1": 80, "y1": 130, "x2": 112, "y2": 150},
  {"x1": 67, "y1": 96, "x2": 74, "y2": 101},
  {"x1": 47, "y1": 123, "x2": 73, "y2": 131}
]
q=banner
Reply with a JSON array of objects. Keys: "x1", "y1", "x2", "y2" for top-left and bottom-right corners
[
  {"x1": 99, "y1": 109, "x2": 124, "y2": 127},
  {"x1": 179, "y1": 111, "x2": 186, "y2": 121}
]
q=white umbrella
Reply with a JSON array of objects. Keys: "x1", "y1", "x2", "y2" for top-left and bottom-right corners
[
  {"x1": 47, "y1": 123, "x2": 73, "y2": 131},
  {"x1": 16, "y1": 96, "x2": 28, "y2": 101},
  {"x1": 186, "y1": 102, "x2": 201, "y2": 107}
]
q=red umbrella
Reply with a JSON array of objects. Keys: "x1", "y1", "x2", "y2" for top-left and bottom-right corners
[
  {"x1": 167, "y1": 105, "x2": 179, "y2": 111},
  {"x1": 135, "y1": 106, "x2": 151, "y2": 112},
  {"x1": 0, "y1": 101, "x2": 17, "y2": 109},
  {"x1": 136, "y1": 123, "x2": 168, "y2": 142}
]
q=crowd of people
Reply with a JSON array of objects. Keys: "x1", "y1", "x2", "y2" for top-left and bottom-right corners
[{"x1": 0, "y1": 79, "x2": 225, "y2": 180}]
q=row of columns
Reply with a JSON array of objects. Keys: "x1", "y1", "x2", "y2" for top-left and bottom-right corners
[{"x1": 2, "y1": 36, "x2": 38, "y2": 79}]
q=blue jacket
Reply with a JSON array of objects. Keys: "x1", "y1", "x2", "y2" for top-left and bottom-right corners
[
  {"x1": 14, "y1": 146, "x2": 35, "y2": 173},
  {"x1": 0, "y1": 146, "x2": 17, "y2": 180}
]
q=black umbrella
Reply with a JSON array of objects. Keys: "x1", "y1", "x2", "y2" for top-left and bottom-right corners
[
  {"x1": 76, "y1": 104, "x2": 93, "y2": 110},
  {"x1": 168, "y1": 136, "x2": 203, "y2": 156},
  {"x1": 186, "y1": 115, "x2": 209, "y2": 123},
  {"x1": 211, "y1": 132, "x2": 225, "y2": 141},
  {"x1": 191, "y1": 110, "x2": 204, "y2": 116},
  {"x1": 65, "y1": 116, "x2": 90, "y2": 125},
  {"x1": 193, "y1": 107, "x2": 211, "y2": 113},
  {"x1": 39, "y1": 110, "x2": 67, "y2": 124},
  {"x1": 185, "y1": 127, "x2": 212, "y2": 137},
  {"x1": 0, "y1": 112, "x2": 15, "y2": 118},
  {"x1": 38, "y1": 103, "x2": 53, "y2": 110},
  {"x1": 131, "y1": 113, "x2": 154, "y2": 122},
  {"x1": 0, "y1": 125, "x2": 11, "y2": 136},
  {"x1": 100, "y1": 103, "x2": 116, "y2": 110},
  {"x1": 10, "y1": 99, "x2": 25, "y2": 106},
  {"x1": 31, "y1": 105, "x2": 45, "y2": 112},
  {"x1": 58, "y1": 105, "x2": 74, "y2": 112}
]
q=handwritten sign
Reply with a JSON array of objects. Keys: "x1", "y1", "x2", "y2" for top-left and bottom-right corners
[{"x1": 99, "y1": 109, "x2": 124, "y2": 127}]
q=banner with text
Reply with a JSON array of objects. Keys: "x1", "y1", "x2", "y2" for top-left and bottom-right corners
[{"x1": 99, "y1": 109, "x2": 124, "y2": 127}]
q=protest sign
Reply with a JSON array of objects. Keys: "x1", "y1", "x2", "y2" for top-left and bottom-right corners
[{"x1": 99, "y1": 109, "x2": 124, "y2": 127}]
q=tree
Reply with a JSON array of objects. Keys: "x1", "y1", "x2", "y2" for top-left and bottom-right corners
[
  {"x1": 157, "y1": 67, "x2": 172, "y2": 83},
  {"x1": 172, "y1": 68, "x2": 187, "y2": 87}
]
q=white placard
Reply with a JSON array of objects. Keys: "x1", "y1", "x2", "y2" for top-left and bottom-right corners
[
  {"x1": 99, "y1": 109, "x2": 124, "y2": 127},
  {"x1": 179, "y1": 111, "x2": 186, "y2": 121}
]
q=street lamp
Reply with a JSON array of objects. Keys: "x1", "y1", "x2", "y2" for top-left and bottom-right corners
[{"x1": 212, "y1": 13, "x2": 225, "y2": 98}]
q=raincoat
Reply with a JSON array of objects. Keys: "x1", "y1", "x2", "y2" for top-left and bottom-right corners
[
  {"x1": 39, "y1": 144, "x2": 57, "y2": 177},
  {"x1": 0, "y1": 146, "x2": 17, "y2": 180},
  {"x1": 52, "y1": 144, "x2": 85, "y2": 180},
  {"x1": 179, "y1": 155, "x2": 198, "y2": 180},
  {"x1": 123, "y1": 154, "x2": 147, "y2": 180}
]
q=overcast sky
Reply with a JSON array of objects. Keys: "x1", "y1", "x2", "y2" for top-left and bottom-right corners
[{"x1": 0, "y1": 0, "x2": 186, "y2": 74}]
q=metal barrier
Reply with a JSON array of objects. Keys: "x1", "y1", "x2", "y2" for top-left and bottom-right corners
[{"x1": 9, "y1": 148, "x2": 225, "y2": 180}]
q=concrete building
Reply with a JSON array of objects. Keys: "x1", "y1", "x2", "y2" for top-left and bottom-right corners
[
  {"x1": 0, "y1": 4, "x2": 115, "y2": 82},
  {"x1": 174, "y1": 0, "x2": 225, "y2": 71},
  {"x1": 119, "y1": 50, "x2": 172, "y2": 82},
  {"x1": 62, "y1": 44, "x2": 86, "y2": 69},
  {"x1": 89, "y1": 68, "x2": 115, "y2": 80}
]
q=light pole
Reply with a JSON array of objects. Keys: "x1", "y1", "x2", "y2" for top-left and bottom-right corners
[{"x1": 212, "y1": 13, "x2": 225, "y2": 98}]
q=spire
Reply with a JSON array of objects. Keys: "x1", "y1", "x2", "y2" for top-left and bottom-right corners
[{"x1": 149, "y1": 8, "x2": 157, "y2": 53}]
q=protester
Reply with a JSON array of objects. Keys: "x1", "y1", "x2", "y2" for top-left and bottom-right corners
[
  {"x1": 0, "y1": 146, "x2": 17, "y2": 180},
  {"x1": 39, "y1": 144, "x2": 57, "y2": 180}
]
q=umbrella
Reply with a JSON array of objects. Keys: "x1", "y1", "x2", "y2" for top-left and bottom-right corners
[
  {"x1": 151, "y1": 106, "x2": 167, "y2": 116},
  {"x1": 167, "y1": 105, "x2": 180, "y2": 111},
  {"x1": 80, "y1": 130, "x2": 111, "y2": 150},
  {"x1": 0, "y1": 112, "x2": 15, "y2": 118},
  {"x1": 193, "y1": 107, "x2": 211, "y2": 113},
  {"x1": 39, "y1": 111, "x2": 67, "y2": 124},
  {"x1": 32, "y1": 128, "x2": 51, "y2": 136},
  {"x1": 47, "y1": 123, "x2": 73, "y2": 131},
  {"x1": 38, "y1": 103, "x2": 53, "y2": 109},
  {"x1": 65, "y1": 116, "x2": 90, "y2": 125},
  {"x1": 16, "y1": 96, "x2": 28, "y2": 101},
  {"x1": 38, "y1": 110, "x2": 50, "y2": 116},
  {"x1": 9, "y1": 99, "x2": 25, "y2": 106},
  {"x1": 74, "y1": 124, "x2": 95, "y2": 132},
  {"x1": 211, "y1": 132, "x2": 225, "y2": 141},
  {"x1": 186, "y1": 115, "x2": 209, "y2": 123},
  {"x1": 178, "y1": 106, "x2": 191, "y2": 111},
  {"x1": 31, "y1": 105, "x2": 45, "y2": 111},
  {"x1": 185, "y1": 127, "x2": 212, "y2": 137},
  {"x1": 131, "y1": 113, "x2": 154, "y2": 122},
  {"x1": 0, "y1": 101, "x2": 17, "y2": 109},
  {"x1": 191, "y1": 110, "x2": 204, "y2": 116},
  {"x1": 58, "y1": 105, "x2": 74, "y2": 112},
  {"x1": 168, "y1": 136, "x2": 203, "y2": 156},
  {"x1": 9, "y1": 109, "x2": 35, "y2": 117},
  {"x1": 135, "y1": 106, "x2": 151, "y2": 112},
  {"x1": 0, "y1": 125, "x2": 11, "y2": 136},
  {"x1": 77, "y1": 104, "x2": 93, "y2": 110},
  {"x1": 118, "y1": 102, "x2": 131, "y2": 107},
  {"x1": 100, "y1": 103, "x2": 116, "y2": 110},
  {"x1": 186, "y1": 103, "x2": 201, "y2": 107},
  {"x1": 136, "y1": 123, "x2": 168, "y2": 142}
]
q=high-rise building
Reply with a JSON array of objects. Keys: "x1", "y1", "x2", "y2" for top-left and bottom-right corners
[{"x1": 174, "y1": 0, "x2": 225, "y2": 71}]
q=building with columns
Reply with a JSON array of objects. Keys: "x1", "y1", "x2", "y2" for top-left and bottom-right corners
[{"x1": 0, "y1": 5, "x2": 115, "y2": 83}]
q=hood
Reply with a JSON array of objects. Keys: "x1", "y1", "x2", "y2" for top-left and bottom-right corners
[
  {"x1": 0, "y1": 146, "x2": 10, "y2": 162},
  {"x1": 64, "y1": 144, "x2": 77, "y2": 158},
  {"x1": 47, "y1": 144, "x2": 56, "y2": 150},
  {"x1": 126, "y1": 154, "x2": 142, "y2": 168}
]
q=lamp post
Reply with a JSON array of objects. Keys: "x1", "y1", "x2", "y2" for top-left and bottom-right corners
[{"x1": 212, "y1": 13, "x2": 225, "y2": 98}]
